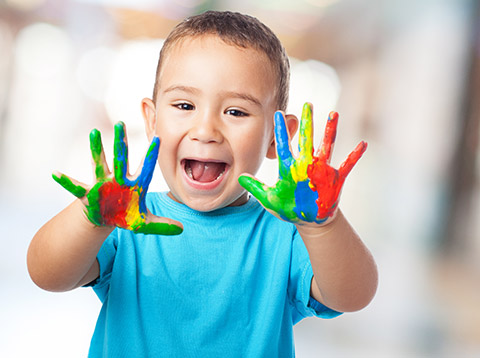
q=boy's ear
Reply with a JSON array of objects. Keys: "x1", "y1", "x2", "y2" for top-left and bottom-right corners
[
  {"x1": 141, "y1": 98, "x2": 157, "y2": 141},
  {"x1": 266, "y1": 113, "x2": 299, "y2": 159}
]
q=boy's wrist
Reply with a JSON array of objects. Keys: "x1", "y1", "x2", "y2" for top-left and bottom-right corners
[{"x1": 294, "y1": 210, "x2": 342, "y2": 240}]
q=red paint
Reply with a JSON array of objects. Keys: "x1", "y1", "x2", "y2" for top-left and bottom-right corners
[
  {"x1": 307, "y1": 159, "x2": 343, "y2": 219},
  {"x1": 318, "y1": 111, "x2": 338, "y2": 163},
  {"x1": 307, "y1": 110, "x2": 367, "y2": 220},
  {"x1": 98, "y1": 181, "x2": 133, "y2": 227}
]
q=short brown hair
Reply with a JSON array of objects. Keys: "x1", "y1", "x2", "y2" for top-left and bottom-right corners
[{"x1": 152, "y1": 10, "x2": 290, "y2": 111}]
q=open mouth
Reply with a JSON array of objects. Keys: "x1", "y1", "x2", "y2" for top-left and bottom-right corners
[{"x1": 183, "y1": 159, "x2": 227, "y2": 183}]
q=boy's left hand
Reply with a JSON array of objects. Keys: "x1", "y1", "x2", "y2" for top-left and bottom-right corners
[{"x1": 239, "y1": 103, "x2": 367, "y2": 225}]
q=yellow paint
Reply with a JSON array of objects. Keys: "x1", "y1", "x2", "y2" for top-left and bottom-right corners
[
  {"x1": 125, "y1": 190, "x2": 142, "y2": 228},
  {"x1": 291, "y1": 103, "x2": 313, "y2": 183}
]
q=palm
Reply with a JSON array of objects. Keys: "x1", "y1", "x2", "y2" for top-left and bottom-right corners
[
  {"x1": 239, "y1": 103, "x2": 366, "y2": 224},
  {"x1": 53, "y1": 122, "x2": 182, "y2": 235}
]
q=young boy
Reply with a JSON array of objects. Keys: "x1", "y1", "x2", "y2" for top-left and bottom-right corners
[{"x1": 27, "y1": 11, "x2": 378, "y2": 357}]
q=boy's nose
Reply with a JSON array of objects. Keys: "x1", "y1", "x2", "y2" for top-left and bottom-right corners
[{"x1": 188, "y1": 113, "x2": 223, "y2": 144}]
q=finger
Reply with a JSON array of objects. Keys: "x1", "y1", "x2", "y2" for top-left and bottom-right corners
[
  {"x1": 317, "y1": 111, "x2": 338, "y2": 164},
  {"x1": 134, "y1": 212, "x2": 183, "y2": 236},
  {"x1": 136, "y1": 136, "x2": 160, "y2": 192},
  {"x1": 134, "y1": 222, "x2": 183, "y2": 235},
  {"x1": 89, "y1": 129, "x2": 109, "y2": 181},
  {"x1": 298, "y1": 103, "x2": 314, "y2": 161},
  {"x1": 238, "y1": 174, "x2": 271, "y2": 208},
  {"x1": 338, "y1": 141, "x2": 367, "y2": 179},
  {"x1": 292, "y1": 103, "x2": 314, "y2": 182},
  {"x1": 52, "y1": 171, "x2": 87, "y2": 198},
  {"x1": 274, "y1": 111, "x2": 294, "y2": 179},
  {"x1": 113, "y1": 122, "x2": 129, "y2": 185},
  {"x1": 240, "y1": 174, "x2": 299, "y2": 223}
]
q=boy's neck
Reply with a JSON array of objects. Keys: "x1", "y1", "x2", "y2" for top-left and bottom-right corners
[{"x1": 167, "y1": 191, "x2": 250, "y2": 209}]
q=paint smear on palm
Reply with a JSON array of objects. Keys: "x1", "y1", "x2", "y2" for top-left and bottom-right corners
[
  {"x1": 94, "y1": 179, "x2": 182, "y2": 235},
  {"x1": 86, "y1": 180, "x2": 145, "y2": 230}
]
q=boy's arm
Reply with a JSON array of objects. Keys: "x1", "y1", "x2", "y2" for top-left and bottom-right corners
[
  {"x1": 27, "y1": 199, "x2": 112, "y2": 292},
  {"x1": 239, "y1": 103, "x2": 377, "y2": 313},
  {"x1": 296, "y1": 211, "x2": 377, "y2": 312},
  {"x1": 27, "y1": 122, "x2": 183, "y2": 292}
]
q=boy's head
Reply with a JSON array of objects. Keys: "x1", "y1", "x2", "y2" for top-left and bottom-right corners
[
  {"x1": 142, "y1": 11, "x2": 298, "y2": 212},
  {"x1": 152, "y1": 11, "x2": 290, "y2": 112}
]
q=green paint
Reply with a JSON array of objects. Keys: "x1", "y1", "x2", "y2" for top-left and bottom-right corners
[
  {"x1": 84, "y1": 181, "x2": 106, "y2": 226},
  {"x1": 134, "y1": 222, "x2": 183, "y2": 235},
  {"x1": 52, "y1": 173, "x2": 87, "y2": 198},
  {"x1": 238, "y1": 174, "x2": 297, "y2": 222},
  {"x1": 90, "y1": 129, "x2": 107, "y2": 180},
  {"x1": 113, "y1": 122, "x2": 127, "y2": 185},
  {"x1": 146, "y1": 138, "x2": 158, "y2": 159}
]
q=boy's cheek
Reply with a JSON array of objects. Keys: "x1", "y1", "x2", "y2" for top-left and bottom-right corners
[{"x1": 238, "y1": 146, "x2": 267, "y2": 174}]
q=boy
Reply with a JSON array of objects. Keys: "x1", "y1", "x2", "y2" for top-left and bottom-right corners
[{"x1": 27, "y1": 11, "x2": 377, "y2": 357}]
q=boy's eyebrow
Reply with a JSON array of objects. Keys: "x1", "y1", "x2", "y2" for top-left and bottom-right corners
[
  {"x1": 162, "y1": 85, "x2": 200, "y2": 95},
  {"x1": 221, "y1": 91, "x2": 262, "y2": 107}
]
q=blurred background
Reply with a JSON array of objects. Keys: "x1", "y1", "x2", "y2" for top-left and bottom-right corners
[{"x1": 1, "y1": 0, "x2": 479, "y2": 356}]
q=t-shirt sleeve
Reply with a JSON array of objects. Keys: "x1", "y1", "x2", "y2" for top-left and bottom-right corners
[
  {"x1": 288, "y1": 228, "x2": 342, "y2": 324},
  {"x1": 85, "y1": 229, "x2": 119, "y2": 303}
]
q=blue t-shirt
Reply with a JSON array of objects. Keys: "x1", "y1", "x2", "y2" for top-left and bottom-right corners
[{"x1": 88, "y1": 192, "x2": 341, "y2": 357}]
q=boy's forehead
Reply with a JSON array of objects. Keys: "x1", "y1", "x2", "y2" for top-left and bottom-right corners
[
  {"x1": 165, "y1": 35, "x2": 253, "y2": 60},
  {"x1": 158, "y1": 34, "x2": 278, "y2": 90}
]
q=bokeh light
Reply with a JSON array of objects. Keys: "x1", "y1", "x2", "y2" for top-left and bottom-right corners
[
  {"x1": 76, "y1": 46, "x2": 116, "y2": 102},
  {"x1": 104, "y1": 39, "x2": 164, "y2": 134}
]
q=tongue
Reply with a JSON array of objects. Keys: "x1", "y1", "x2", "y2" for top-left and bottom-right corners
[{"x1": 189, "y1": 160, "x2": 225, "y2": 182}]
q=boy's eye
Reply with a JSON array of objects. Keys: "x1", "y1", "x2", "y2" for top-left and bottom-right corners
[
  {"x1": 174, "y1": 103, "x2": 194, "y2": 111},
  {"x1": 226, "y1": 109, "x2": 248, "y2": 117}
]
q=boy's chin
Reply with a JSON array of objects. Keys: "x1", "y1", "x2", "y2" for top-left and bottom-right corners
[{"x1": 167, "y1": 191, "x2": 249, "y2": 212}]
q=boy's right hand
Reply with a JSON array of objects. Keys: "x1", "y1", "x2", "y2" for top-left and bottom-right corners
[{"x1": 52, "y1": 122, "x2": 183, "y2": 236}]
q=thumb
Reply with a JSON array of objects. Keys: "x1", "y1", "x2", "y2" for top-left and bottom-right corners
[
  {"x1": 134, "y1": 209, "x2": 184, "y2": 236},
  {"x1": 238, "y1": 174, "x2": 269, "y2": 204}
]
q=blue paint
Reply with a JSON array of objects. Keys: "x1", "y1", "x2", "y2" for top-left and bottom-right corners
[
  {"x1": 136, "y1": 136, "x2": 160, "y2": 213},
  {"x1": 274, "y1": 112, "x2": 293, "y2": 179},
  {"x1": 293, "y1": 180, "x2": 319, "y2": 222}
]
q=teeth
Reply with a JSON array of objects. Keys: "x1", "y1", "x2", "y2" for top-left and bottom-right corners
[
  {"x1": 186, "y1": 165, "x2": 193, "y2": 179},
  {"x1": 184, "y1": 160, "x2": 226, "y2": 182}
]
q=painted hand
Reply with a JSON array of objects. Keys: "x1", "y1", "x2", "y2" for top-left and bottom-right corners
[
  {"x1": 239, "y1": 103, "x2": 367, "y2": 225},
  {"x1": 53, "y1": 122, "x2": 183, "y2": 235}
]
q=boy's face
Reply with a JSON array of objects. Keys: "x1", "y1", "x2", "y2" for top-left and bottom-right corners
[{"x1": 143, "y1": 35, "x2": 278, "y2": 212}]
